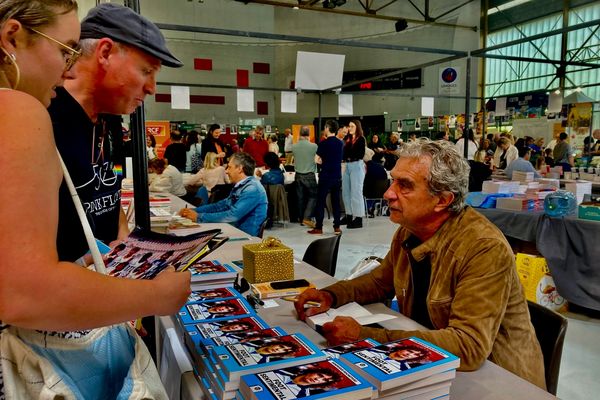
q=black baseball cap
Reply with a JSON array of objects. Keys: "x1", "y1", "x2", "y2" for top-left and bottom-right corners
[{"x1": 80, "y1": 3, "x2": 183, "y2": 68}]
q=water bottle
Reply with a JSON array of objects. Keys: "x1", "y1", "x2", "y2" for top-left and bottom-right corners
[{"x1": 544, "y1": 190, "x2": 577, "y2": 217}]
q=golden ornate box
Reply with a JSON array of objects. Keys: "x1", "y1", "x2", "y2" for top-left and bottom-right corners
[{"x1": 242, "y1": 237, "x2": 294, "y2": 283}]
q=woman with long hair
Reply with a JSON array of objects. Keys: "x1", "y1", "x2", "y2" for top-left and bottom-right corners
[
  {"x1": 146, "y1": 133, "x2": 157, "y2": 160},
  {"x1": 188, "y1": 152, "x2": 228, "y2": 204},
  {"x1": 0, "y1": 2, "x2": 189, "y2": 396},
  {"x1": 341, "y1": 120, "x2": 367, "y2": 229},
  {"x1": 201, "y1": 123, "x2": 226, "y2": 165},
  {"x1": 454, "y1": 128, "x2": 479, "y2": 160},
  {"x1": 185, "y1": 129, "x2": 202, "y2": 172}
]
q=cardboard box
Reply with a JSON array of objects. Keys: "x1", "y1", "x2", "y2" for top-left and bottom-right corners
[{"x1": 578, "y1": 203, "x2": 600, "y2": 221}]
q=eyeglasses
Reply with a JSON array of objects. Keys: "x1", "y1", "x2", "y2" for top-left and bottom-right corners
[{"x1": 28, "y1": 27, "x2": 81, "y2": 71}]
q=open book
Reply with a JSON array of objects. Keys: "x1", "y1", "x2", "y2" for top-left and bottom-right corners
[
  {"x1": 306, "y1": 302, "x2": 396, "y2": 331},
  {"x1": 104, "y1": 228, "x2": 222, "y2": 279}
]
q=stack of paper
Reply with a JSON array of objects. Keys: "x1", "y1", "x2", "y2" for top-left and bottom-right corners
[
  {"x1": 306, "y1": 302, "x2": 396, "y2": 331},
  {"x1": 565, "y1": 180, "x2": 592, "y2": 204},
  {"x1": 481, "y1": 180, "x2": 520, "y2": 194}
]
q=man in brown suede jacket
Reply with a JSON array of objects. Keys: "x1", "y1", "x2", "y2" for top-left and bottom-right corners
[{"x1": 295, "y1": 139, "x2": 546, "y2": 389}]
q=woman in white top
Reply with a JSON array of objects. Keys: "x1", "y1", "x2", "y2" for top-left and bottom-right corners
[
  {"x1": 146, "y1": 134, "x2": 157, "y2": 160},
  {"x1": 0, "y1": 0, "x2": 189, "y2": 333},
  {"x1": 454, "y1": 129, "x2": 479, "y2": 160},
  {"x1": 496, "y1": 137, "x2": 519, "y2": 169},
  {"x1": 185, "y1": 130, "x2": 202, "y2": 172},
  {"x1": 268, "y1": 134, "x2": 280, "y2": 156},
  {"x1": 188, "y1": 152, "x2": 228, "y2": 203},
  {"x1": 148, "y1": 158, "x2": 187, "y2": 197}
]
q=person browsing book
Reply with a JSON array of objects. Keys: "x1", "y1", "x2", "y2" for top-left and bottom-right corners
[
  {"x1": 49, "y1": 3, "x2": 184, "y2": 262},
  {"x1": 179, "y1": 152, "x2": 268, "y2": 237},
  {"x1": 295, "y1": 139, "x2": 546, "y2": 389},
  {"x1": 0, "y1": 2, "x2": 190, "y2": 397}
]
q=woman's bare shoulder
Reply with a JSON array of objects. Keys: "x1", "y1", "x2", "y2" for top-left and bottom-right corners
[{"x1": 0, "y1": 90, "x2": 50, "y2": 126}]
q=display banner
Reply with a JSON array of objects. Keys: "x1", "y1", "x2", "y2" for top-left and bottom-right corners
[{"x1": 145, "y1": 121, "x2": 170, "y2": 159}]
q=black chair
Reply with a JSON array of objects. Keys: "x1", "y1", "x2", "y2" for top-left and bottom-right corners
[
  {"x1": 302, "y1": 235, "x2": 341, "y2": 277},
  {"x1": 527, "y1": 300, "x2": 568, "y2": 395},
  {"x1": 257, "y1": 218, "x2": 268, "y2": 239}
]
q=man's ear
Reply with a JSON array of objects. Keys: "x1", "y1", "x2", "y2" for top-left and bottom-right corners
[
  {"x1": 95, "y1": 38, "x2": 117, "y2": 69},
  {"x1": 434, "y1": 191, "x2": 454, "y2": 212}
]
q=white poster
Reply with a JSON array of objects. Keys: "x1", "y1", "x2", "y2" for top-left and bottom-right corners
[
  {"x1": 281, "y1": 91, "x2": 297, "y2": 113},
  {"x1": 421, "y1": 97, "x2": 434, "y2": 117},
  {"x1": 237, "y1": 89, "x2": 254, "y2": 112},
  {"x1": 338, "y1": 94, "x2": 353, "y2": 116},
  {"x1": 439, "y1": 66, "x2": 461, "y2": 95},
  {"x1": 295, "y1": 51, "x2": 345, "y2": 91},
  {"x1": 495, "y1": 97, "x2": 507, "y2": 116},
  {"x1": 170, "y1": 86, "x2": 190, "y2": 110},
  {"x1": 547, "y1": 92, "x2": 563, "y2": 113}
]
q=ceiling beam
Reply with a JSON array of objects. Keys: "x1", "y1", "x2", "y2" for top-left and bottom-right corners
[{"x1": 237, "y1": 0, "x2": 478, "y2": 31}]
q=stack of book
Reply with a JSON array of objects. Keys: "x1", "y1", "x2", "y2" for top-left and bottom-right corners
[
  {"x1": 250, "y1": 280, "x2": 316, "y2": 300},
  {"x1": 187, "y1": 259, "x2": 238, "y2": 291},
  {"x1": 495, "y1": 196, "x2": 544, "y2": 211},
  {"x1": 339, "y1": 337, "x2": 459, "y2": 399},
  {"x1": 482, "y1": 180, "x2": 520, "y2": 194},
  {"x1": 177, "y1": 288, "x2": 341, "y2": 400}
]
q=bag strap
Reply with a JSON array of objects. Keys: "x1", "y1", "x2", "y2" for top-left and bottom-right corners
[{"x1": 56, "y1": 149, "x2": 107, "y2": 275}]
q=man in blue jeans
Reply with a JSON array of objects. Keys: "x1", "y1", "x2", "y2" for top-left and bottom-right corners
[
  {"x1": 308, "y1": 120, "x2": 344, "y2": 235},
  {"x1": 179, "y1": 152, "x2": 268, "y2": 236}
]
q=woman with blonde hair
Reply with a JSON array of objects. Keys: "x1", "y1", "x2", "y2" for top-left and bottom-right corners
[
  {"x1": 188, "y1": 151, "x2": 228, "y2": 204},
  {"x1": 0, "y1": 2, "x2": 189, "y2": 397}
]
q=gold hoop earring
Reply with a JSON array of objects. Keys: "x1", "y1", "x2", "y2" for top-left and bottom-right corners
[{"x1": 0, "y1": 47, "x2": 20, "y2": 89}]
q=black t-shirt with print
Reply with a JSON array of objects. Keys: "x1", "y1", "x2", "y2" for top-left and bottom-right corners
[{"x1": 49, "y1": 87, "x2": 123, "y2": 261}]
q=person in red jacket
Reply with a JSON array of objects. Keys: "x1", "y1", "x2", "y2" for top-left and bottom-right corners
[{"x1": 243, "y1": 125, "x2": 269, "y2": 167}]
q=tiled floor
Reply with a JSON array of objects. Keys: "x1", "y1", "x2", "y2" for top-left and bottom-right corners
[{"x1": 267, "y1": 215, "x2": 600, "y2": 400}]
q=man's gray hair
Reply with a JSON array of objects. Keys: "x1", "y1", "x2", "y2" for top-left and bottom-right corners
[
  {"x1": 230, "y1": 152, "x2": 256, "y2": 177},
  {"x1": 78, "y1": 38, "x2": 127, "y2": 57},
  {"x1": 397, "y1": 138, "x2": 470, "y2": 213},
  {"x1": 300, "y1": 126, "x2": 310, "y2": 137}
]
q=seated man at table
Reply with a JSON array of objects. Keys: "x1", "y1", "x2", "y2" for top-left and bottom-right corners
[
  {"x1": 504, "y1": 146, "x2": 541, "y2": 180},
  {"x1": 179, "y1": 152, "x2": 267, "y2": 236},
  {"x1": 295, "y1": 139, "x2": 546, "y2": 389}
]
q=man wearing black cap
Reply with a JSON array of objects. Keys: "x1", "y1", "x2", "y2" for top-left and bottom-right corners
[{"x1": 49, "y1": 3, "x2": 183, "y2": 262}]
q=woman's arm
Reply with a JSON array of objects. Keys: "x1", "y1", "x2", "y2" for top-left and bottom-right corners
[{"x1": 0, "y1": 93, "x2": 190, "y2": 331}]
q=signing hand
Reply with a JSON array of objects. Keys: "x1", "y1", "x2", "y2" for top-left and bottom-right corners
[
  {"x1": 321, "y1": 316, "x2": 362, "y2": 346},
  {"x1": 179, "y1": 208, "x2": 198, "y2": 222},
  {"x1": 294, "y1": 288, "x2": 333, "y2": 321}
]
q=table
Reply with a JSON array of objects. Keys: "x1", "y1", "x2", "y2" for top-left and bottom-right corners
[
  {"x1": 157, "y1": 223, "x2": 556, "y2": 400},
  {"x1": 476, "y1": 207, "x2": 600, "y2": 311}
]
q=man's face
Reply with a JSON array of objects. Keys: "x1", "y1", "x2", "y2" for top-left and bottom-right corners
[
  {"x1": 100, "y1": 44, "x2": 161, "y2": 115},
  {"x1": 390, "y1": 348, "x2": 426, "y2": 362},
  {"x1": 293, "y1": 372, "x2": 335, "y2": 387},
  {"x1": 384, "y1": 157, "x2": 442, "y2": 233},
  {"x1": 593, "y1": 130, "x2": 600, "y2": 140},
  {"x1": 255, "y1": 130, "x2": 264, "y2": 140},
  {"x1": 209, "y1": 305, "x2": 235, "y2": 314},
  {"x1": 221, "y1": 323, "x2": 251, "y2": 332},
  {"x1": 258, "y1": 343, "x2": 293, "y2": 355},
  {"x1": 226, "y1": 160, "x2": 245, "y2": 184}
]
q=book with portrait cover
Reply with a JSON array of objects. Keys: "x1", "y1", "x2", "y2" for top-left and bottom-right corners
[
  {"x1": 339, "y1": 337, "x2": 459, "y2": 391},
  {"x1": 188, "y1": 259, "x2": 238, "y2": 282},
  {"x1": 187, "y1": 320, "x2": 287, "y2": 352},
  {"x1": 322, "y1": 338, "x2": 380, "y2": 360},
  {"x1": 239, "y1": 359, "x2": 374, "y2": 400},
  {"x1": 104, "y1": 227, "x2": 221, "y2": 279},
  {"x1": 177, "y1": 297, "x2": 256, "y2": 325},
  {"x1": 212, "y1": 333, "x2": 327, "y2": 386},
  {"x1": 187, "y1": 287, "x2": 242, "y2": 303}
]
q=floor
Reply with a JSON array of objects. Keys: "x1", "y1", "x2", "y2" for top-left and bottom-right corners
[{"x1": 266, "y1": 215, "x2": 600, "y2": 400}]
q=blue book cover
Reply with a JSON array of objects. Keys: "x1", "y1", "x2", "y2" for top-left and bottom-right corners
[
  {"x1": 323, "y1": 338, "x2": 380, "y2": 360},
  {"x1": 339, "y1": 337, "x2": 460, "y2": 391},
  {"x1": 187, "y1": 287, "x2": 242, "y2": 303},
  {"x1": 185, "y1": 315, "x2": 271, "y2": 353},
  {"x1": 190, "y1": 324, "x2": 287, "y2": 352},
  {"x1": 240, "y1": 359, "x2": 374, "y2": 400},
  {"x1": 177, "y1": 297, "x2": 256, "y2": 325},
  {"x1": 188, "y1": 259, "x2": 237, "y2": 282},
  {"x1": 198, "y1": 355, "x2": 237, "y2": 400},
  {"x1": 211, "y1": 333, "x2": 327, "y2": 384}
]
